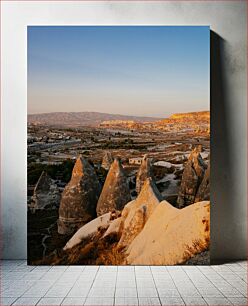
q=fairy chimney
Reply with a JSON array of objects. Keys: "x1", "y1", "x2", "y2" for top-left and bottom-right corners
[
  {"x1": 177, "y1": 146, "x2": 207, "y2": 208},
  {"x1": 29, "y1": 171, "x2": 60, "y2": 212},
  {"x1": 136, "y1": 154, "x2": 154, "y2": 194},
  {"x1": 101, "y1": 151, "x2": 114, "y2": 170},
  {"x1": 96, "y1": 158, "x2": 131, "y2": 216},
  {"x1": 195, "y1": 159, "x2": 210, "y2": 202},
  {"x1": 118, "y1": 177, "x2": 162, "y2": 250},
  {"x1": 58, "y1": 155, "x2": 101, "y2": 235}
]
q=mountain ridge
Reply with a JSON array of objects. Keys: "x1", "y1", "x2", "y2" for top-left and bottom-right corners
[
  {"x1": 28, "y1": 110, "x2": 210, "y2": 127},
  {"x1": 28, "y1": 111, "x2": 163, "y2": 126}
]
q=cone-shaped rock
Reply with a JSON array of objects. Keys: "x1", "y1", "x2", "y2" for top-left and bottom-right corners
[
  {"x1": 136, "y1": 154, "x2": 154, "y2": 194},
  {"x1": 118, "y1": 177, "x2": 162, "y2": 249},
  {"x1": 58, "y1": 155, "x2": 101, "y2": 235},
  {"x1": 96, "y1": 158, "x2": 131, "y2": 216},
  {"x1": 29, "y1": 171, "x2": 60, "y2": 212},
  {"x1": 195, "y1": 159, "x2": 210, "y2": 202},
  {"x1": 101, "y1": 151, "x2": 114, "y2": 170},
  {"x1": 177, "y1": 146, "x2": 206, "y2": 208}
]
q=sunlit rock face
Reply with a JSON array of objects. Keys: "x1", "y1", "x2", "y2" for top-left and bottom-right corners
[
  {"x1": 61, "y1": 179, "x2": 210, "y2": 266},
  {"x1": 58, "y1": 156, "x2": 101, "y2": 235},
  {"x1": 29, "y1": 171, "x2": 61, "y2": 212},
  {"x1": 63, "y1": 210, "x2": 120, "y2": 250},
  {"x1": 177, "y1": 146, "x2": 207, "y2": 208},
  {"x1": 118, "y1": 178, "x2": 162, "y2": 250},
  {"x1": 96, "y1": 158, "x2": 131, "y2": 216},
  {"x1": 101, "y1": 151, "x2": 114, "y2": 170},
  {"x1": 126, "y1": 200, "x2": 210, "y2": 265},
  {"x1": 136, "y1": 155, "x2": 154, "y2": 194},
  {"x1": 195, "y1": 159, "x2": 210, "y2": 202}
]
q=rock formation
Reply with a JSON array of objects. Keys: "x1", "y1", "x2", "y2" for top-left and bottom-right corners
[
  {"x1": 63, "y1": 210, "x2": 120, "y2": 250},
  {"x1": 195, "y1": 160, "x2": 210, "y2": 202},
  {"x1": 63, "y1": 178, "x2": 161, "y2": 251},
  {"x1": 96, "y1": 158, "x2": 131, "y2": 216},
  {"x1": 63, "y1": 198, "x2": 210, "y2": 266},
  {"x1": 58, "y1": 155, "x2": 101, "y2": 235},
  {"x1": 117, "y1": 178, "x2": 162, "y2": 250},
  {"x1": 101, "y1": 151, "x2": 114, "y2": 170},
  {"x1": 177, "y1": 146, "x2": 207, "y2": 208},
  {"x1": 29, "y1": 171, "x2": 61, "y2": 212},
  {"x1": 126, "y1": 200, "x2": 210, "y2": 265},
  {"x1": 136, "y1": 154, "x2": 154, "y2": 194}
]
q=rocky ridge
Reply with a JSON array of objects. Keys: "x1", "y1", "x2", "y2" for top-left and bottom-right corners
[{"x1": 28, "y1": 112, "x2": 161, "y2": 127}]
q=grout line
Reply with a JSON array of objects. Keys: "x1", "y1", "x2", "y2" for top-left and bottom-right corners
[
  {"x1": 134, "y1": 266, "x2": 139, "y2": 305},
  {"x1": 165, "y1": 266, "x2": 186, "y2": 305},
  {"x1": 83, "y1": 266, "x2": 99, "y2": 305},
  {"x1": 60, "y1": 267, "x2": 86, "y2": 304},
  {"x1": 113, "y1": 266, "x2": 118, "y2": 306},
  {"x1": 183, "y1": 266, "x2": 208, "y2": 301},
  {"x1": 196, "y1": 266, "x2": 229, "y2": 298},
  {"x1": 211, "y1": 268, "x2": 247, "y2": 297},
  {"x1": 150, "y1": 266, "x2": 162, "y2": 306}
]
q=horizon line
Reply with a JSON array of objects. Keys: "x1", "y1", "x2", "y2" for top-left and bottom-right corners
[{"x1": 27, "y1": 109, "x2": 210, "y2": 118}]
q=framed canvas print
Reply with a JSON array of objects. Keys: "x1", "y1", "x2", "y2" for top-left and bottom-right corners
[{"x1": 27, "y1": 26, "x2": 210, "y2": 265}]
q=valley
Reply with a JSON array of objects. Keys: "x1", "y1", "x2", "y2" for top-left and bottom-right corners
[{"x1": 27, "y1": 110, "x2": 210, "y2": 265}]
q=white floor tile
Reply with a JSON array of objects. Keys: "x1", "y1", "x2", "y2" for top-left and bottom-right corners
[
  {"x1": 45, "y1": 284, "x2": 73, "y2": 297},
  {"x1": 137, "y1": 287, "x2": 158, "y2": 298},
  {"x1": 136, "y1": 279, "x2": 156, "y2": 287},
  {"x1": 138, "y1": 297, "x2": 161, "y2": 305},
  {"x1": 157, "y1": 288, "x2": 180, "y2": 298},
  {"x1": 228, "y1": 297, "x2": 248, "y2": 305},
  {"x1": 12, "y1": 297, "x2": 41, "y2": 305},
  {"x1": 115, "y1": 287, "x2": 137, "y2": 298},
  {"x1": 67, "y1": 285, "x2": 91, "y2": 298},
  {"x1": 204, "y1": 297, "x2": 233, "y2": 305},
  {"x1": 37, "y1": 297, "x2": 64, "y2": 305},
  {"x1": 84, "y1": 297, "x2": 114, "y2": 305},
  {"x1": 197, "y1": 287, "x2": 224, "y2": 297},
  {"x1": 115, "y1": 297, "x2": 138, "y2": 305},
  {"x1": 0, "y1": 297, "x2": 17, "y2": 306},
  {"x1": 88, "y1": 286, "x2": 115, "y2": 298},
  {"x1": 116, "y1": 279, "x2": 136, "y2": 287},
  {"x1": 61, "y1": 297, "x2": 86, "y2": 305},
  {"x1": 117, "y1": 266, "x2": 135, "y2": 272},
  {"x1": 160, "y1": 297, "x2": 185, "y2": 305},
  {"x1": 217, "y1": 286, "x2": 244, "y2": 297},
  {"x1": 66, "y1": 266, "x2": 85, "y2": 272},
  {"x1": 182, "y1": 297, "x2": 207, "y2": 305},
  {"x1": 22, "y1": 282, "x2": 53, "y2": 297},
  {"x1": 178, "y1": 288, "x2": 201, "y2": 298}
]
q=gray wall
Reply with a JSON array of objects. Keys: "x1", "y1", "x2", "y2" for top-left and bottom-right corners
[{"x1": 1, "y1": 1, "x2": 247, "y2": 260}]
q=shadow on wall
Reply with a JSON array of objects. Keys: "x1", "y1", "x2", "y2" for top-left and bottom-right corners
[{"x1": 210, "y1": 31, "x2": 246, "y2": 263}]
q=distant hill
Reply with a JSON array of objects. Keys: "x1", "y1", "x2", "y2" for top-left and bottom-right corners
[
  {"x1": 169, "y1": 111, "x2": 210, "y2": 120},
  {"x1": 27, "y1": 112, "x2": 162, "y2": 127}
]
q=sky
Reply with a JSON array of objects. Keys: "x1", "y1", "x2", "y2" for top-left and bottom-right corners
[{"x1": 28, "y1": 26, "x2": 210, "y2": 117}]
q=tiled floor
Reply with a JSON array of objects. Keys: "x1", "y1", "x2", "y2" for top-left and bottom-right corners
[{"x1": 0, "y1": 260, "x2": 247, "y2": 305}]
